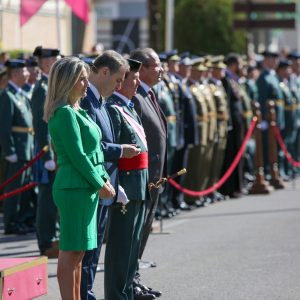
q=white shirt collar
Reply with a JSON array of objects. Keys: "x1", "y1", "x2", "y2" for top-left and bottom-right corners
[
  {"x1": 140, "y1": 81, "x2": 151, "y2": 94},
  {"x1": 89, "y1": 83, "x2": 101, "y2": 101},
  {"x1": 113, "y1": 91, "x2": 130, "y2": 105},
  {"x1": 8, "y1": 80, "x2": 22, "y2": 93}
]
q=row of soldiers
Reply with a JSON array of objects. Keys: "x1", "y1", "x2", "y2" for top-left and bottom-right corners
[
  {"x1": 154, "y1": 49, "x2": 300, "y2": 219},
  {"x1": 0, "y1": 47, "x2": 300, "y2": 234}
]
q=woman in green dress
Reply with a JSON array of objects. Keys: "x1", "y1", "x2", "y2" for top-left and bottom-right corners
[{"x1": 43, "y1": 57, "x2": 115, "y2": 300}]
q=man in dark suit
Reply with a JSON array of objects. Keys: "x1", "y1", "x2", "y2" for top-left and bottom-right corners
[
  {"x1": 0, "y1": 59, "x2": 33, "y2": 234},
  {"x1": 130, "y1": 48, "x2": 166, "y2": 298},
  {"x1": 80, "y1": 51, "x2": 140, "y2": 300},
  {"x1": 31, "y1": 46, "x2": 61, "y2": 258}
]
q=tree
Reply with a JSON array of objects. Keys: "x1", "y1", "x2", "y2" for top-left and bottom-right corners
[{"x1": 173, "y1": 0, "x2": 245, "y2": 55}]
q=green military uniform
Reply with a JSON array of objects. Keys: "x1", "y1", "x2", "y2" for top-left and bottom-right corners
[
  {"x1": 105, "y1": 93, "x2": 148, "y2": 300},
  {"x1": 289, "y1": 72, "x2": 300, "y2": 168},
  {"x1": 31, "y1": 74, "x2": 59, "y2": 253},
  {"x1": 153, "y1": 78, "x2": 177, "y2": 214},
  {"x1": 278, "y1": 75, "x2": 297, "y2": 177},
  {"x1": 0, "y1": 80, "x2": 34, "y2": 233},
  {"x1": 257, "y1": 67, "x2": 284, "y2": 175},
  {"x1": 245, "y1": 78, "x2": 259, "y2": 103}
]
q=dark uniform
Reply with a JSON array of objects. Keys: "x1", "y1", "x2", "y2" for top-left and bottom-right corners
[
  {"x1": 31, "y1": 46, "x2": 60, "y2": 255},
  {"x1": 277, "y1": 60, "x2": 297, "y2": 177},
  {"x1": 153, "y1": 76, "x2": 177, "y2": 216},
  {"x1": 220, "y1": 62, "x2": 245, "y2": 198},
  {"x1": 256, "y1": 52, "x2": 284, "y2": 176},
  {"x1": 169, "y1": 58, "x2": 199, "y2": 209},
  {"x1": 0, "y1": 60, "x2": 34, "y2": 234},
  {"x1": 105, "y1": 61, "x2": 148, "y2": 299}
]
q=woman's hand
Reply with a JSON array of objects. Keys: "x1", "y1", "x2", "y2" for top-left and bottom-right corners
[{"x1": 99, "y1": 180, "x2": 116, "y2": 199}]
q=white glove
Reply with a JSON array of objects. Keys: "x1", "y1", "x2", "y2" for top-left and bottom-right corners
[
  {"x1": 259, "y1": 120, "x2": 269, "y2": 130},
  {"x1": 5, "y1": 154, "x2": 18, "y2": 163},
  {"x1": 116, "y1": 185, "x2": 130, "y2": 205},
  {"x1": 44, "y1": 160, "x2": 56, "y2": 171}
]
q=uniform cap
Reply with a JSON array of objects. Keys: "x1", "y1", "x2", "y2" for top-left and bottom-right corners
[
  {"x1": 261, "y1": 50, "x2": 279, "y2": 58},
  {"x1": 127, "y1": 58, "x2": 142, "y2": 72},
  {"x1": 277, "y1": 59, "x2": 292, "y2": 69},
  {"x1": 165, "y1": 50, "x2": 180, "y2": 61},
  {"x1": 4, "y1": 59, "x2": 26, "y2": 69},
  {"x1": 211, "y1": 55, "x2": 227, "y2": 69},
  {"x1": 25, "y1": 57, "x2": 38, "y2": 67},
  {"x1": 287, "y1": 51, "x2": 300, "y2": 60},
  {"x1": 33, "y1": 46, "x2": 60, "y2": 58}
]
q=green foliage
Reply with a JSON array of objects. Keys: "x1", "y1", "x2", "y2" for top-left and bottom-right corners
[
  {"x1": 174, "y1": 0, "x2": 246, "y2": 55},
  {"x1": 5, "y1": 49, "x2": 31, "y2": 59}
]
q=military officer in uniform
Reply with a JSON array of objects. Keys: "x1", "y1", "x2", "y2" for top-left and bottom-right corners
[
  {"x1": 256, "y1": 50, "x2": 284, "y2": 177},
  {"x1": 287, "y1": 52, "x2": 300, "y2": 171},
  {"x1": 277, "y1": 59, "x2": 297, "y2": 178},
  {"x1": 183, "y1": 58, "x2": 209, "y2": 206},
  {"x1": 220, "y1": 53, "x2": 245, "y2": 198},
  {"x1": 31, "y1": 46, "x2": 61, "y2": 256},
  {"x1": 105, "y1": 58, "x2": 157, "y2": 300},
  {"x1": 23, "y1": 57, "x2": 40, "y2": 99},
  {"x1": 130, "y1": 48, "x2": 166, "y2": 299},
  {"x1": 208, "y1": 57, "x2": 229, "y2": 200},
  {"x1": 199, "y1": 60, "x2": 218, "y2": 203},
  {"x1": 0, "y1": 59, "x2": 33, "y2": 234},
  {"x1": 169, "y1": 54, "x2": 199, "y2": 209},
  {"x1": 153, "y1": 58, "x2": 177, "y2": 217}
]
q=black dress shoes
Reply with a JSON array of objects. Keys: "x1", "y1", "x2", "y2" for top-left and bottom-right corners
[
  {"x1": 4, "y1": 223, "x2": 28, "y2": 235},
  {"x1": 137, "y1": 283, "x2": 162, "y2": 298},
  {"x1": 134, "y1": 287, "x2": 156, "y2": 299}
]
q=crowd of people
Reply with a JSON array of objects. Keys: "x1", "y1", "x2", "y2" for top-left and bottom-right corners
[{"x1": 0, "y1": 44, "x2": 300, "y2": 300}]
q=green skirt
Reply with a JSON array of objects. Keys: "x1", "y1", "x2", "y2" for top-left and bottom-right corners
[{"x1": 53, "y1": 188, "x2": 98, "y2": 251}]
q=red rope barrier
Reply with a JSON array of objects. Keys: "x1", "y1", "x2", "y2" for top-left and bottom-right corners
[
  {"x1": 272, "y1": 125, "x2": 300, "y2": 168},
  {"x1": 0, "y1": 146, "x2": 48, "y2": 191},
  {"x1": 0, "y1": 182, "x2": 37, "y2": 201},
  {"x1": 169, "y1": 118, "x2": 257, "y2": 196}
]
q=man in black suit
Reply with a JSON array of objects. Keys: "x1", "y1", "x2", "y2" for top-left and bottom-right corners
[
  {"x1": 130, "y1": 48, "x2": 166, "y2": 299},
  {"x1": 80, "y1": 51, "x2": 140, "y2": 300}
]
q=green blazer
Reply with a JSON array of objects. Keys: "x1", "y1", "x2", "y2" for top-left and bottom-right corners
[
  {"x1": 106, "y1": 94, "x2": 148, "y2": 201},
  {"x1": 48, "y1": 105, "x2": 109, "y2": 191},
  {"x1": 0, "y1": 82, "x2": 34, "y2": 161}
]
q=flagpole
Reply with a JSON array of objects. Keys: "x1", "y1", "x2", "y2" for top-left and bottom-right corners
[{"x1": 55, "y1": 0, "x2": 61, "y2": 50}]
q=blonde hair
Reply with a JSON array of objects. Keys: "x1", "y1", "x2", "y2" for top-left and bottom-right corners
[{"x1": 43, "y1": 56, "x2": 89, "y2": 122}]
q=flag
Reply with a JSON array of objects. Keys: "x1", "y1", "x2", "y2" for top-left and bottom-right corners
[
  {"x1": 64, "y1": 0, "x2": 89, "y2": 23},
  {"x1": 20, "y1": 0, "x2": 48, "y2": 26}
]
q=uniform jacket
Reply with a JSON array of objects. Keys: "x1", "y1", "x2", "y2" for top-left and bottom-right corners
[
  {"x1": 106, "y1": 93, "x2": 148, "y2": 201},
  {"x1": 0, "y1": 82, "x2": 33, "y2": 161},
  {"x1": 48, "y1": 105, "x2": 109, "y2": 191},
  {"x1": 256, "y1": 68, "x2": 284, "y2": 129},
  {"x1": 31, "y1": 75, "x2": 55, "y2": 162}
]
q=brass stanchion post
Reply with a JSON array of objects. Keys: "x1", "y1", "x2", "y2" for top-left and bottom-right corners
[
  {"x1": 267, "y1": 100, "x2": 285, "y2": 189},
  {"x1": 249, "y1": 102, "x2": 273, "y2": 194}
]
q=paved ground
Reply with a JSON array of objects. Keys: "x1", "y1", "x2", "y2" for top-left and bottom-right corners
[{"x1": 1, "y1": 179, "x2": 300, "y2": 299}]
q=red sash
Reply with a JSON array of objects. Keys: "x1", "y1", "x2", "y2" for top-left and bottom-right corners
[{"x1": 118, "y1": 152, "x2": 148, "y2": 171}]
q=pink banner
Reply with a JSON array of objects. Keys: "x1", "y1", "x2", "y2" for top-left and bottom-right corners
[
  {"x1": 20, "y1": 0, "x2": 48, "y2": 26},
  {"x1": 64, "y1": 0, "x2": 89, "y2": 23}
]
